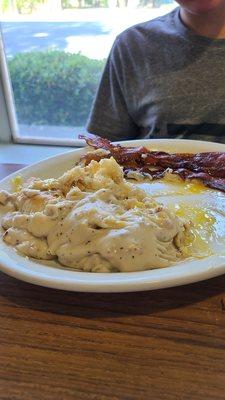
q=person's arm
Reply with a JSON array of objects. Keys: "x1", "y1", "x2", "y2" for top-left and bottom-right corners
[{"x1": 86, "y1": 38, "x2": 139, "y2": 141}]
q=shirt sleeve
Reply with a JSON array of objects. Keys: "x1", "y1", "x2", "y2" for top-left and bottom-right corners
[{"x1": 86, "y1": 38, "x2": 139, "y2": 141}]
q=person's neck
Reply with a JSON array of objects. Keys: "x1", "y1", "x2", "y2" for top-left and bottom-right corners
[{"x1": 180, "y1": 6, "x2": 225, "y2": 39}]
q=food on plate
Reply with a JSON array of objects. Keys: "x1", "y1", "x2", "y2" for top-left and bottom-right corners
[
  {"x1": 79, "y1": 135, "x2": 225, "y2": 192},
  {"x1": 0, "y1": 157, "x2": 192, "y2": 273},
  {"x1": 1, "y1": 137, "x2": 224, "y2": 273}
]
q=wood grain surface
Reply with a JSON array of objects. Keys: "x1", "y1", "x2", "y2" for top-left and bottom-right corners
[{"x1": 0, "y1": 164, "x2": 225, "y2": 400}]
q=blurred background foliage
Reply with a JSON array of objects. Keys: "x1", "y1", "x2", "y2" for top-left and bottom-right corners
[{"x1": 1, "y1": 0, "x2": 174, "y2": 13}]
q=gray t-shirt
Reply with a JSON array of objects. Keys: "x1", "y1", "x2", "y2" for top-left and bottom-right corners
[{"x1": 87, "y1": 7, "x2": 225, "y2": 143}]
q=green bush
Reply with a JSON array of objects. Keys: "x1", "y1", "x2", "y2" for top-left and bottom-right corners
[{"x1": 8, "y1": 51, "x2": 105, "y2": 126}]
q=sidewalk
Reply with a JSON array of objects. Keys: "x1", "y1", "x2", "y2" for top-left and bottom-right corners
[{"x1": 2, "y1": 5, "x2": 176, "y2": 59}]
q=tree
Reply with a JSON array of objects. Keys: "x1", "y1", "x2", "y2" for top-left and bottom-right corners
[
  {"x1": 1, "y1": 0, "x2": 15, "y2": 12},
  {"x1": 0, "y1": 0, "x2": 47, "y2": 14},
  {"x1": 16, "y1": 0, "x2": 46, "y2": 14}
]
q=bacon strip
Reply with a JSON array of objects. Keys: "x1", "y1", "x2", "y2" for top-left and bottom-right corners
[{"x1": 79, "y1": 135, "x2": 225, "y2": 192}]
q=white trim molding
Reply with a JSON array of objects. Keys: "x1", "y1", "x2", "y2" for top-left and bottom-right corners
[{"x1": 0, "y1": 24, "x2": 19, "y2": 143}]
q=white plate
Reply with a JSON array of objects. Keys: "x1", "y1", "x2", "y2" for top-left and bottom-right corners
[{"x1": 0, "y1": 139, "x2": 225, "y2": 292}]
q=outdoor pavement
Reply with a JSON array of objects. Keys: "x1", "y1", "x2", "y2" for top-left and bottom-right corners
[{"x1": 1, "y1": 5, "x2": 175, "y2": 59}]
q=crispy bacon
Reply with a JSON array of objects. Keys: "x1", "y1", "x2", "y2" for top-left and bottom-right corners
[
  {"x1": 79, "y1": 134, "x2": 149, "y2": 169},
  {"x1": 79, "y1": 135, "x2": 225, "y2": 192},
  {"x1": 143, "y1": 152, "x2": 225, "y2": 178},
  {"x1": 172, "y1": 169, "x2": 225, "y2": 192}
]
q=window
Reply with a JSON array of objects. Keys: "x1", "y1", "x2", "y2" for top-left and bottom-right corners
[{"x1": 0, "y1": 0, "x2": 176, "y2": 146}]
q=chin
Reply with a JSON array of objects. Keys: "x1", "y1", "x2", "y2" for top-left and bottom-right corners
[{"x1": 177, "y1": 0, "x2": 225, "y2": 14}]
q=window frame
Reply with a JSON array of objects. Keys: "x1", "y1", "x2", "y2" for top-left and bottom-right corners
[
  {"x1": 0, "y1": 28, "x2": 86, "y2": 147},
  {"x1": 0, "y1": 27, "x2": 17, "y2": 144}
]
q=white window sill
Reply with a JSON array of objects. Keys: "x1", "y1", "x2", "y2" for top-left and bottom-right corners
[{"x1": 0, "y1": 143, "x2": 80, "y2": 164}]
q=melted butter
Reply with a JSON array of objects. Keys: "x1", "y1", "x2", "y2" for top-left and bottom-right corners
[
  {"x1": 181, "y1": 180, "x2": 206, "y2": 194},
  {"x1": 139, "y1": 175, "x2": 225, "y2": 260},
  {"x1": 139, "y1": 177, "x2": 208, "y2": 198},
  {"x1": 173, "y1": 204, "x2": 215, "y2": 258},
  {"x1": 170, "y1": 201, "x2": 225, "y2": 260},
  {"x1": 11, "y1": 176, "x2": 23, "y2": 192}
]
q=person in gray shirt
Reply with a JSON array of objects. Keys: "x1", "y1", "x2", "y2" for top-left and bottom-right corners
[{"x1": 87, "y1": 0, "x2": 225, "y2": 143}]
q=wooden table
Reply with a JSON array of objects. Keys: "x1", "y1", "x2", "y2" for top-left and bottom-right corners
[{"x1": 0, "y1": 163, "x2": 225, "y2": 400}]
